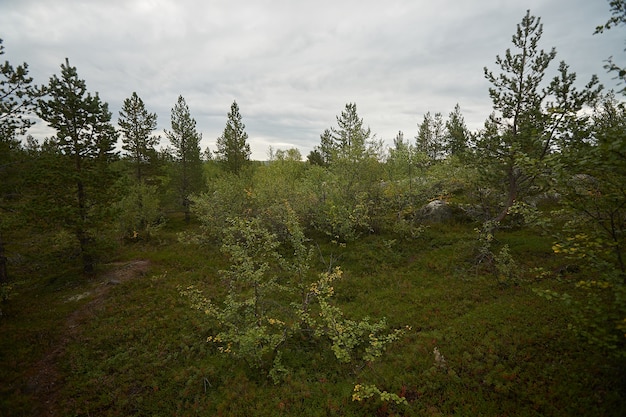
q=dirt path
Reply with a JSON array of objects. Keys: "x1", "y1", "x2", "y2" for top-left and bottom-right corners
[{"x1": 24, "y1": 260, "x2": 151, "y2": 416}]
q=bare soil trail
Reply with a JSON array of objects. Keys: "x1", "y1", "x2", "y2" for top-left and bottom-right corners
[{"x1": 24, "y1": 260, "x2": 151, "y2": 416}]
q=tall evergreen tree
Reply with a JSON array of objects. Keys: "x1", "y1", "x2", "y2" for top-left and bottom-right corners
[
  {"x1": 478, "y1": 10, "x2": 600, "y2": 222},
  {"x1": 445, "y1": 104, "x2": 470, "y2": 156},
  {"x1": 215, "y1": 100, "x2": 251, "y2": 173},
  {"x1": 118, "y1": 92, "x2": 159, "y2": 182},
  {"x1": 37, "y1": 58, "x2": 118, "y2": 274},
  {"x1": 165, "y1": 95, "x2": 204, "y2": 223}
]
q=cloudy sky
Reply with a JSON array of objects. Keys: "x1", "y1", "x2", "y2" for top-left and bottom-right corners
[{"x1": 1, "y1": 0, "x2": 623, "y2": 159}]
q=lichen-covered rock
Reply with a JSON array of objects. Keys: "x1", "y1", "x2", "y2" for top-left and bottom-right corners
[{"x1": 419, "y1": 199, "x2": 452, "y2": 223}]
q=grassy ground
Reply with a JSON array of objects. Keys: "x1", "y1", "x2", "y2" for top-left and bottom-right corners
[{"x1": 1, "y1": 217, "x2": 625, "y2": 416}]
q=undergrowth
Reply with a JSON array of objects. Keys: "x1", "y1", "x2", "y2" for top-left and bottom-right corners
[{"x1": 0, "y1": 216, "x2": 624, "y2": 416}]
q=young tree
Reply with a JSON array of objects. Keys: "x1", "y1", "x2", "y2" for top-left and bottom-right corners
[
  {"x1": 214, "y1": 100, "x2": 251, "y2": 174},
  {"x1": 312, "y1": 128, "x2": 335, "y2": 166},
  {"x1": 445, "y1": 104, "x2": 471, "y2": 156},
  {"x1": 37, "y1": 58, "x2": 118, "y2": 274},
  {"x1": 331, "y1": 102, "x2": 371, "y2": 161},
  {"x1": 165, "y1": 95, "x2": 204, "y2": 223},
  {"x1": 118, "y1": 92, "x2": 159, "y2": 182},
  {"x1": 478, "y1": 10, "x2": 600, "y2": 222},
  {"x1": 386, "y1": 130, "x2": 413, "y2": 181},
  {"x1": 416, "y1": 111, "x2": 446, "y2": 161},
  {"x1": 308, "y1": 103, "x2": 385, "y2": 241}
]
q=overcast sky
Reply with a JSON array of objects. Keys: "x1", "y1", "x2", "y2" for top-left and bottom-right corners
[{"x1": 1, "y1": 0, "x2": 624, "y2": 159}]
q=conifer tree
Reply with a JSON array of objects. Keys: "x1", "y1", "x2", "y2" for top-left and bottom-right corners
[
  {"x1": 0, "y1": 39, "x2": 42, "y2": 145},
  {"x1": 215, "y1": 100, "x2": 251, "y2": 173},
  {"x1": 37, "y1": 58, "x2": 118, "y2": 274},
  {"x1": 478, "y1": 10, "x2": 600, "y2": 222},
  {"x1": 0, "y1": 39, "x2": 42, "y2": 283},
  {"x1": 165, "y1": 95, "x2": 204, "y2": 223},
  {"x1": 445, "y1": 104, "x2": 470, "y2": 156},
  {"x1": 331, "y1": 103, "x2": 371, "y2": 161},
  {"x1": 416, "y1": 111, "x2": 446, "y2": 161},
  {"x1": 118, "y1": 92, "x2": 159, "y2": 182}
]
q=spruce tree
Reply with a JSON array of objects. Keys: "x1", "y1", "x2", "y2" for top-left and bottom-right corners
[
  {"x1": 215, "y1": 100, "x2": 251, "y2": 173},
  {"x1": 415, "y1": 112, "x2": 446, "y2": 161},
  {"x1": 165, "y1": 95, "x2": 204, "y2": 223},
  {"x1": 445, "y1": 104, "x2": 470, "y2": 157},
  {"x1": 118, "y1": 92, "x2": 159, "y2": 182}
]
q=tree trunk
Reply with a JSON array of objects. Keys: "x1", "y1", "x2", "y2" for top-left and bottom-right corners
[
  {"x1": 183, "y1": 197, "x2": 191, "y2": 224},
  {"x1": 494, "y1": 167, "x2": 518, "y2": 223},
  {"x1": 78, "y1": 229, "x2": 95, "y2": 275},
  {"x1": 76, "y1": 178, "x2": 95, "y2": 275},
  {"x1": 0, "y1": 232, "x2": 8, "y2": 284}
]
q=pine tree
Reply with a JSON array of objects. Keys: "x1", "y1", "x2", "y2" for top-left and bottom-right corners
[
  {"x1": 478, "y1": 10, "x2": 600, "y2": 222},
  {"x1": 37, "y1": 58, "x2": 118, "y2": 274},
  {"x1": 0, "y1": 39, "x2": 42, "y2": 145},
  {"x1": 215, "y1": 100, "x2": 251, "y2": 174},
  {"x1": 118, "y1": 92, "x2": 159, "y2": 182},
  {"x1": 165, "y1": 95, "x2": 204, "y2": 223},
  {"x1": 331, "y1": 103, "x2": 371, "y2": 161},
  {"x1": 0, "y1": 39, "x2": 42, "y2": 282}
]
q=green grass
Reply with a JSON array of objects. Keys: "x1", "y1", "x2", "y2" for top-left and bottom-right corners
[{"x1": 1, "y1": 217, "x2": 625, "y2": 416}]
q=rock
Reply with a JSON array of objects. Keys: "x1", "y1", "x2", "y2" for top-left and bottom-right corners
[{"x1": 419, "y1": 199, "x2": 452, "y2": 223}]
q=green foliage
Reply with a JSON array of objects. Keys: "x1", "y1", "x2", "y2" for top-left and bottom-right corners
[
  {"x1": 311, "y1": 190, "x2": 374, "y2": 242},
  {"x1": 118, "y1": 92, "x2": 160, "y2": 182},
  {"x1": 595, "y1": 0, "x2": 626, "y2": 93},
  {"x1": 3, "y1": 211, "x2": 626, "y2": 416},
  {"x1": 36, "y1": 58, "x2": 119, "y2": 274},
  {"x1": 543, "y1": 229, "x2": 626, "y2": 356},
  {"x1": 445, "y1": 103, "x2": 471, "y2": 157},
  {"x1": 494, "y1": 244, "x2": 521, "y2": 286},
  {"x1": 0, "y1": 38, "x2": 43, "y2": 142},
  {"x1": 352, "y1": 383, "x2": 408, "y2": 406},
  {"x1": 114, "y1": 182, "x2": 164, "y2": 240},
  {"x1": 164, "y1": 95, "x2": 205, "y2": 223},
  {"x1": 416, "y1": 111, "x2": 446, "y2": 161},
  {"x1": 313, "y1": 103, "x2": 373, "y2": 166},
  {"x1": 5, "y1": 8, "x2": 626, "y2": 415},
  {"x1": 304, "y1": 267, "x2": 407, "y2": 365},
  {"x1": 181, "y1": 204, "x2": 406, "y2": 393},
  {"x1": 180, "y1": 213, "x2": 294, "y2": 379},
  {"x1": 471, "y1": 220, "x2": 522, "y2": 286},
  {"x1": 535, "y1": 93, "x2": 626, "y2": 357},
  {"x1": 477, "y1": 10, "x2": 600, "y2": 222},
  {"x1": 214, "y1": 100, "x2": 251, "y2": 174}
]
